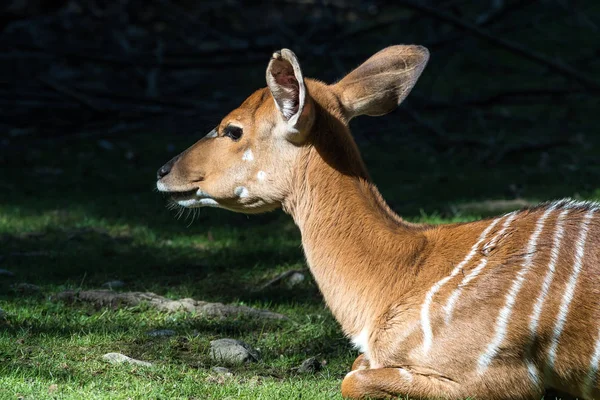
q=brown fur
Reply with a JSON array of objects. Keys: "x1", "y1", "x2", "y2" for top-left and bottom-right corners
[{"x1": 156, "y1": 46, "x2": 599, "y2": 399}]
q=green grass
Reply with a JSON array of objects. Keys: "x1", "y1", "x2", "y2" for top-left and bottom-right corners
[{"x1": 1, "y1": 129, "x2": 599, "y2": 400}]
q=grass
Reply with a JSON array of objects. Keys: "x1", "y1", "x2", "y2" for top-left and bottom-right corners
[{"x1": 1, "y1": 126, "x2": 599, "y2": 400}]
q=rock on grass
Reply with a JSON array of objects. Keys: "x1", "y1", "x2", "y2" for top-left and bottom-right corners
[
  {"x1": 209, "y1": 339, "x2": 259, "y2": 364},
  {"x1": 146, "y1": 329, "x2": 176, "y2": 337},
  {"x1": 297, "y1": 357, "x2": 322, "y2": 374},
  {"x1": 211, "y1": 366, "x2": 232, "y2": 376},
  {"x1": 102, "y1": 352, "x2": 152, "y2": 367}
]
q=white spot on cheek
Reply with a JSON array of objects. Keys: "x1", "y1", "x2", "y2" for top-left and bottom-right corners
[
  {"x1": 234, "y1": 186, "x2": 249, "y2": 198},
  {"x1": 242, "y1": 149, "x2": 254, "y2": 161},
  {"x1": 257, "y1": 171, "x2": 267, "y2": 181}
]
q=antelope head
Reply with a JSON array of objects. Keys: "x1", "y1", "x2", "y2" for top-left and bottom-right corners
[{"x1": 156, "y1": 46, "x2": 429, "y2": 214}]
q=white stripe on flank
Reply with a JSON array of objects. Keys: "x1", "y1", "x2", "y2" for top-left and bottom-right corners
[
  {"x1": 443, "y1": 259, "x2": 487, "y2": 324},
  {"x1": 547, "y1": 209, "x2": 595, "y2": 369},
  {"x1": 527, "y1": 361, "x2": 540, "y2": 385},
  {"x1": 483, "y1": 211, "x2": 518, "y2": 254},
  {"x1": 528, "y1": 209, "x2": 569, "y2": 342},
  {"x1": 443, "y1": 212, "x2": 518, "y2": 323},
  {"x1": 420, "y1": 217, "x2": 503, "y2": 354},
  {"x1": 583, "y1": 328, "x2": 600, "y2": 398},
  {"x1": 478, "y1": 206, "x2": 555, "y2": 374}
]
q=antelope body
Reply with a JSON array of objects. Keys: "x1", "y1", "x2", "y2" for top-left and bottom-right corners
[{"x1": 156, "y1": 45, "x2": 600, "y2": 399}]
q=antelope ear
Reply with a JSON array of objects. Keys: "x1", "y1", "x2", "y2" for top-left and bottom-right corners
[
  {"x1": 266, "y1": 49, "x2": 307, "y2": 127},
  {"x1": 332, "y1": 45, "x2": 429, "y2": 120}
]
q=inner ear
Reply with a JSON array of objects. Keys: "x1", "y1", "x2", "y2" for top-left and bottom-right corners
[{"x1": 266, "y1": 49, "x2": 306, "y2": 126}]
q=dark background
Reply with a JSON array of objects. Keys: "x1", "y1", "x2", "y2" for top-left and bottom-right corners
[{"x1": 2, "y1": 0, "x2": 600, "y2": 218}]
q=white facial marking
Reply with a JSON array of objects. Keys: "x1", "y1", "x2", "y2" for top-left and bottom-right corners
[
  {"x1": 527, "y1": 209, "x2": 568, "y2": 357},
  {"x1": 584, "y1": 328, "x2": 600, "y2": 398},
  {"x1": 177, "y1": 199, "x2": 196, "y2": 207},
  {"x1": 547, "y1": 209, "x2": 594, "y2": 369},
  {"x1": 351, "y1": 328, "x2": 370, "y2": 356},
  {"x1": 242, "y1": 149, "x2": 254, "y2": 161},
  {"x1": 156, "y1": 181, "x2": 168, "y2": 192},
  {"x1": 205, "y1": 129, "x2": 218, "y2": 138},
  {"x1": 199, "y1": 198, "x2": 219, "y2": 207},
  {"x1": 234, "y1": 186, "x2": 249, "y2": 198},
  {"x1": 197, "y1": 188, "x2": 212, "y2": 197},
  {"x1": 420, "y1": 216, "x2": 502, "y2": 354},
  {"x1": 444, "y1": 212, "x2": 518, "y2": 323},
  {"x1": 257, "y1": 170, "x2": 267, "y2": 181},
  {"x1": 478, "y1": 206, "x2": 555, "y2": 374},
  {"x1": 177, "y1": 198, "x2": 219, "y2": 208}
]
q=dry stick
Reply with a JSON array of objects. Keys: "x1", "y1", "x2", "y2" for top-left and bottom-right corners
[{"x1": 395, "y1": 0, "x2": 600, "y2": 92}]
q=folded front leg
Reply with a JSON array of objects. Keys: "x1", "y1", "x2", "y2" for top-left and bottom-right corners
[
  {"x1": 351, "y1": 354, "x2": 370, "y2": 371},
  {"x1": 341, "y1": 367, "x2": 460, "y2": 400}
]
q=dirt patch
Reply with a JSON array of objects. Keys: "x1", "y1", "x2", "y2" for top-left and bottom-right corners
[{"x1": 54, "y1": 290, "x2": 287, "y2": 320}]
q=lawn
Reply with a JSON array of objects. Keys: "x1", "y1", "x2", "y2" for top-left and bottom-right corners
[{"x1": 1, "y1": 120, "x2": 599, "y2": 400}]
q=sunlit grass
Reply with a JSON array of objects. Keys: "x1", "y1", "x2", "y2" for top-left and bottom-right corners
[{"x1": 2, "y1": 132, "x2": 598, "y2": 399}]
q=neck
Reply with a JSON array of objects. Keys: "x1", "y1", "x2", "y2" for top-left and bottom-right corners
[{"x1": 283, "y1": 116, "x2": 427, "y2": 338}]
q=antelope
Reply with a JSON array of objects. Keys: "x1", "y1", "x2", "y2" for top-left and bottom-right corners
[{"x1": 156, "y1": 45, "x2": 600, "y2": 399}]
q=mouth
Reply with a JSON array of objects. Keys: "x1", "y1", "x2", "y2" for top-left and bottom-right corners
[
  {"x1": 169, "y1": 188, "x2": 198, "y2": 202},
  {"x1": 157, "y1": 183, "x2": 219, "y2": 208}
]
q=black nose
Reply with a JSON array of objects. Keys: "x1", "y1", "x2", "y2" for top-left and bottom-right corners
[{"x1": 157, "y1": 162, "x2": 172, "y2": 179}]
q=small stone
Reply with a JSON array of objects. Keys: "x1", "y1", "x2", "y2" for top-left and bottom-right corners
[
  {"x1": 286, "y1": 272, "x2": 305, "y2": 287},
  {"x1": 101, "y1": 280, "x2": 125, "y2": 289},
  {"x1": 102, "y1": 352, "x2": 152, "y2": 367},
  {"x1": 212, "y1": 366, "x2": 232, "y2": 375},
  {"x1": 209, "y1": 339, "x2": 259, "y2": 364},
  {"x1": 0, "y1": 268, "x2": 14, "y2": 277},
  {"x1": 146, "y1": 329, "x2": 176, "y2": 337},
  {"x1": 297, "y1": 357, "x2": 322, "y2": 374},
  {"x1": 12, "y1": 283, "x2": 40, "y2": 293}
]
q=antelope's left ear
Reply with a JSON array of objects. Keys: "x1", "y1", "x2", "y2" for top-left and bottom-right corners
[{"x1": 266, "y1": 49, "x2": 309, "y2": 129}]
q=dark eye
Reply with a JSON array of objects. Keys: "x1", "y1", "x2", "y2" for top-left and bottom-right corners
[{"x1": 224, "y1": 126, "x2": 243, "y2": 141}]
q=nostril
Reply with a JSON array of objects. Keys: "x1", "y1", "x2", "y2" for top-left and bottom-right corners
[{"x1": 157, "y1": 164, "x2": 172, "y2": 179}]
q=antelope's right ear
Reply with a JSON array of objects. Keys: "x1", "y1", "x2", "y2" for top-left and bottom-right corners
[
  {"x1": 266, "y1": 49, "x2": 309, "y2": 130},
  {"x1": 332, "y1": 45, "x2": 429, "y2": 121}
]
